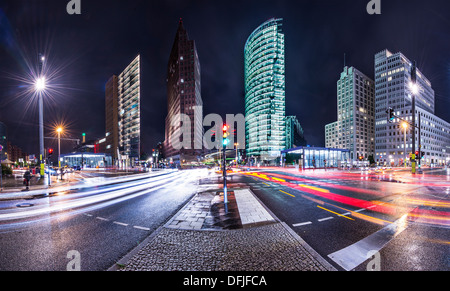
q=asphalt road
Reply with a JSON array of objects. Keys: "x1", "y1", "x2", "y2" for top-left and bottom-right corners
[
  {"x1": 0, "y1": 169, "x2": 209, "y2": 271},
  {"x1": 237, "y1": 167, "x2": 449, "y2": 271},
  {"x1": 0, "y1": 167, "x2": 448, "y2": 271}
]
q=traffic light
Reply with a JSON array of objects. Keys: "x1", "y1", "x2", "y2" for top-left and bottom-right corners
[
  {"x1": 421, "y1": 151, "x2": 425, "y2": 159},
  {"x1": 415, "y1": 151, "x2": 419, "y2": 157},
  {"x1": 386, "y1": 108, "x2": 395, "y2": 122},
  {"x1": 48, "y1": 148, "x2": 54, "y2": 158},
  {"x1": 222, "y1": 124, "x2": 230, "y2": 146}
]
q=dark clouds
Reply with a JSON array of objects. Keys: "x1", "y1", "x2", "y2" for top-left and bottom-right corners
[{"x1": 0, "y1": 0, "x2": 449, "y2": 155}]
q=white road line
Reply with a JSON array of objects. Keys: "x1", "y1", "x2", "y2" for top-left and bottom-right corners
[
  {"x1": 328, "y1": 214, "x2": 409, "y2": 271},
  {"x1": 293, "y1": 221, "x2": 312, "y2": 227},
  {"x1": 133, "y1": 226, "x2": 150, "y2": 231},
  {"x1": 113, "y1": 221, "x2": 129, "y2": 227},
  {"x1": 96, "y1": 217, "x2": 109, "y2": 221},
  {"x1": 318, "y1": 217, "x2": 334, "y2": 222}
]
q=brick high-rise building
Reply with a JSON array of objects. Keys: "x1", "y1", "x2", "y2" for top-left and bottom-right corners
[{"x1": 163, "y1": 20, "x2": 203, "y2": 166}]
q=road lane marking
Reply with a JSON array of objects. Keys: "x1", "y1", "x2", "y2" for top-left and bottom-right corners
[
  {"x1": 328, "y1": 214, "x2": 409, "y2": 271},
  {"x1": 318, "y1": 217, "x2": 334, "y2": 222},
  {"x1": 133, "y1": 226, "x2": 150, "y2": 231},
  {"x1": 293, "y1": 221, "x2": 312, "y2": 227},
  {"x1": 299, "y1": 185, "x2": 330, "y2": 193},
  {"x1": 113, "y1": 221, "x2": 129, "y2": 227},
  {"x1": 96, "y1": 217, "x2": 109, "y2": 221},
  {"x1": 326, "y1": 204, "x2": 393, "y2": 226},
  {"x1": 317, "y1": 206, "x2": 355, "y2": 221},
  {"x1": 279, "y1": 190, "x2": 295, "y2": 198}
]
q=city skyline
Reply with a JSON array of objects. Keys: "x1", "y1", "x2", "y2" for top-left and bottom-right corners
[
  {"x1": 0, "y1": 0, "x2": 449, "y2": 274},
  {"x1": 0, "y1": 0, "x2": 450, "y2": 157}
]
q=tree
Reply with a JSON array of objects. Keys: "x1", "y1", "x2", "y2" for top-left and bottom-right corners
[{"x1": 1, "y1": 164, "x2": 12, "y2": 176}]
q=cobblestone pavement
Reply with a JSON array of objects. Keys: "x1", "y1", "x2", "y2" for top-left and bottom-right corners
[
  {"x1": 113, "y1": 188, "x2": 336, "y2": 271},
  {"x1": 118, "y1": 223, "x2": 333, "y2": 271}
]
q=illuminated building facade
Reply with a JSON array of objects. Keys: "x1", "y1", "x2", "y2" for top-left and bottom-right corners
[
  {"x1": 374, "y1": 49, "x2": 450, "y2": 166},
  {"x1": 164, "y1": 20, "x2": 203, "y2": 166},
  {"x1": 245, "y1": 18, "x2": 286, "y2": 162},
  {"x1": 105, "y1": 55, "x2": 141, "y2": 166},
  {"x1": 325, "y1": 66, "x2": 375, "y2": 164}
]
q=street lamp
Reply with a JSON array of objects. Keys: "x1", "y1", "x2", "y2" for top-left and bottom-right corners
[
  {"x1": 409, "y1": 82, "x2": 419, "y2": 95},
  {"x1": 402, "y1": 122, "x2": 408, "y2": 168},
  {"x1": 36, "y1": 54, "x2": 46, "y2": 178},
  {"x1": 410, "y1": 61, "x2": 418, "y2": 174},
  {"x1": 35, "y1": 77, "x2": 46, "y2": 92}
]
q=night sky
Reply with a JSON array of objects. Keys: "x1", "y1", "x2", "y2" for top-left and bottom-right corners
[{"x1": 0, "y1": 0, "x2": 449, "y2": 157}]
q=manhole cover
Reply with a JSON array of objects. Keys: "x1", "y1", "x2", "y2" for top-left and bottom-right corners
[{"x1": 17, "y1": 203, "x2": 34, "y2": 208}]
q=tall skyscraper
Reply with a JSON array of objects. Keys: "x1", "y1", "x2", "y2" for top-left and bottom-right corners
[
  {"x1": 164, "y1": 20, "x2": 203, "y2": 165},
  {"x1": 374, "y1": 49, "x2": 450, "y2": 166},
  {"x1": 244, "y1": 18, "x2": 286, "y2": 162},
  {"x1": 105, "y1": 55, "x2": 141, "y2": 166},
  {"x1": 285, "y1": 116, "x2": 307, "y2": 150},
  {"x1": 325, "y1": 66, "x2": 375, "y2": 163}
]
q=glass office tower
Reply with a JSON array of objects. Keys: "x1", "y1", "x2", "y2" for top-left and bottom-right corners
[{"x1": 244, "y1": 18, "x2": 286, "y2": 163}]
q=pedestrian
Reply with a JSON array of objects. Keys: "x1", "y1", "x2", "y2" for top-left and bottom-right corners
[{"x1": 23, "y1": 170, "x2": 31, "y2": 191}]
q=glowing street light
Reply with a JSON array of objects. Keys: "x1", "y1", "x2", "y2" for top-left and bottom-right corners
[
  {"x1": 35, "y1": 77, "x2": 46, "y2": 92},
  {"x1": 36, "y1": 54, "x2": 46, "y2": 177},
  {"x1": 409, "y1": 81, "x2": 419, "y2": 95}
]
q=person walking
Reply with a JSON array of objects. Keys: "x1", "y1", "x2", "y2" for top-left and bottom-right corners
[{"x1": 23, "y1": 170, "x2": 32, "y2": 191}]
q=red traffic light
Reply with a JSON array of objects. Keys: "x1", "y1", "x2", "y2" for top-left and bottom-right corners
[
  {"x1": 415, "y1": 151, "x2": 419, "y2": 156},
  {"x1": 222, "y1": 124, "x2": 229, "y2": 132},
  {"x1": 48, "y1": 148, "x2": 54, "y2": 155}
]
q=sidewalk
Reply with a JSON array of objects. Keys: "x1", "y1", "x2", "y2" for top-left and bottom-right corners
[{"x1": 110, "y1": 187, "x2": 336, "y2": 271}]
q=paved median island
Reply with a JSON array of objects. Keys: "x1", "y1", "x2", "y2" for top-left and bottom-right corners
[{"x1": 111, "y1": 188, "x2": 336, "y2": 271}]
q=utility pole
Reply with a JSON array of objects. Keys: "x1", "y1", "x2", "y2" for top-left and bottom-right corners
[
  {"x1": 411, "y1": 61, "x2": 417, "y2": 175},
  {"x1": 222, "y1": 124, "x2": 229, "y2": 205},
  {"x1": 38, "y1": 54, "x2": 45, "y2": 178}
]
